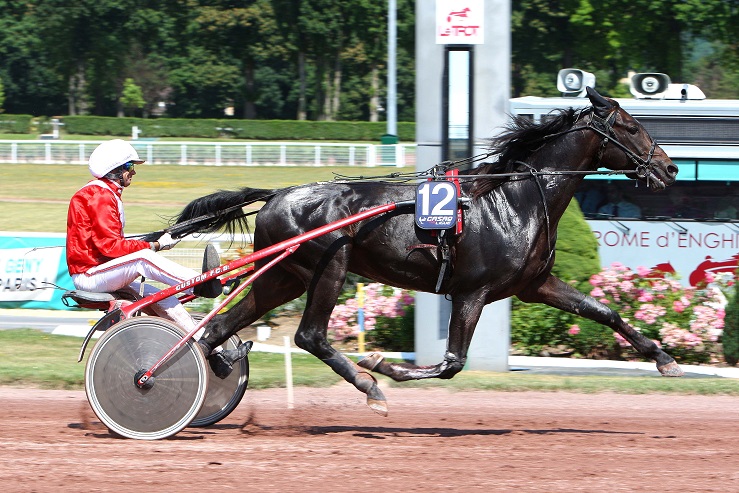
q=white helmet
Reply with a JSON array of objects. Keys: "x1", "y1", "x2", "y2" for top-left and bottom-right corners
[{"x1": 88, "y1": 139, "x2": 145, "y2": 178}]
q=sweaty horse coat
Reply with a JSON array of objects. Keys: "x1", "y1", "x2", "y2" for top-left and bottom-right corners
[{"x1": 174, "y1": 88, "x2": 681, "y2": 415}]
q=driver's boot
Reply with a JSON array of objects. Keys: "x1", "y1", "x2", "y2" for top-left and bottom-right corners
[{"x1": 207, "y1": 340, "x2": 253, "y2": 379}]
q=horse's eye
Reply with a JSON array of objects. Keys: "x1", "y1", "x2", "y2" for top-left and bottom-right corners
[{"x1": 627, "y1": 125, "x2": 639, "y2": 135}]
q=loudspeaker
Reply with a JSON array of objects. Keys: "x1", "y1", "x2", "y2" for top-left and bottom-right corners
[
  {"x1": 556, "y1": 69, "x2": 596, "y2": 97},
  {"x1": 630, "y1": 73, "x2": 671, "y2": 99}
]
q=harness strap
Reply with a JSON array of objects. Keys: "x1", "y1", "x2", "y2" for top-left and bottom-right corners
[{"x1": 435, "y1": 231, "x2": 451, "y2": 293}]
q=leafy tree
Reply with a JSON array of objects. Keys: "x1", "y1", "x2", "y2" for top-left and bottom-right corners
[
  {"x1": 34, "y1": 0, "x2": 142, "y2": 115},
  {"x1": 0, "y1": 1, "x2": 66, "y2": 115},
  {"x1": 121, "y1": 78, "x2": 145, "y2": 116},
  {"x1": 685, "y1": 41, "x2": 739, "y2": 99},
  {"x1": 194, "y1": 0, "x2": 288, "y2": 119},
  {"x1": 2, "y1": 1, "x2": 738, "y2": 119},
  {"x1": 511, "y1": 0, "x2": 730, "y2": 97},
  {"x1": 0, "y1": 77, "x2": 5, "y2": 112},
  {"x1": 167, "y1": 46, "x2": 241, "y2": 118}
]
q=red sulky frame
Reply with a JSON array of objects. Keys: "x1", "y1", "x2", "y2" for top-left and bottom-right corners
[{"x1": 116, "y1": 200, "x2": 414, "y2": 388}]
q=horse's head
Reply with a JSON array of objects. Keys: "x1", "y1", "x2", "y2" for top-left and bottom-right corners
[{"x1": 586, "y1": 87, "x2": 678, "y2": 190}]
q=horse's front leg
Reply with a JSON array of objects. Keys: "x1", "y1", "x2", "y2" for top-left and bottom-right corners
[
  {"x1": 358, "y1": 296, "x2": 485, "y2": 381},
  {"x1": 518, "y1": 274, "x2": 683, "y2": 376}
]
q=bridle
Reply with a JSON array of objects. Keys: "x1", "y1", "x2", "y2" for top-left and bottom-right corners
[{"x1": 582, "y1": 108, "x2": 658, "y2": 184}]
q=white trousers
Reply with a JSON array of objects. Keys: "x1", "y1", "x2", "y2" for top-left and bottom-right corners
[{"x1": 72, "y1": 248, "x2": 198, "y2": 331}]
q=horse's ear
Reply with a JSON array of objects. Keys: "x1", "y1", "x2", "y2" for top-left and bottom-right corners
[{"x1": 586, "y1": 86, "x2": 614, "y2": 115}]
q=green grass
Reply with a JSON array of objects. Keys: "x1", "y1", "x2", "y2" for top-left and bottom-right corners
[
  {"x1": 0, "y1": 329, "x2": 346, "y2": 390},
  {"x1": 0, "y1": 163, "x2": 415, "y2": 233},
  {"x1": 1, "y1": 329, "x2": 736, "y2": 394}
]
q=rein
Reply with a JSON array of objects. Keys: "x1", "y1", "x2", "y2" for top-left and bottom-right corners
[
  {"x1": 528, "y1": 107, "x2": 659, "y2": 185},
  {"x1": 334, "y1": 106, "x2": 658, "y2": 185},
  {"x1": 331, "y1": 106, "x2": 662, "y2": 280}
]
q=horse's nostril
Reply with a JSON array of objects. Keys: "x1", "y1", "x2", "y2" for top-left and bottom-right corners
[{"x1": 667, "y1": 164, "x2": 678, "y2": 176}]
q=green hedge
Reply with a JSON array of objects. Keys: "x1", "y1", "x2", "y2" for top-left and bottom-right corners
[
  {"x1": 0, "y1": 114, "x2": 33, "y2": 133},
  {"x1": 511, "y1": 199, "x2": 603, "y2": 356},
  {"x1": 62, "y1": 116, "x2": 415, "y2": 142}
]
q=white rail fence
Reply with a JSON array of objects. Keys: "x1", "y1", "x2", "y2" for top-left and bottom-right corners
[{"x1": 0, "y1": 140, "x2": 417, "y2": 167}]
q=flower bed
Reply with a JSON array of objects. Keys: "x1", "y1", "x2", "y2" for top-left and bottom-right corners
[
  {"x1": 328, "y1": 283, "x2": 414, "y2": 352},
  {"x1": 572, "y1": 263, "x2": 729, "y2": 365}
]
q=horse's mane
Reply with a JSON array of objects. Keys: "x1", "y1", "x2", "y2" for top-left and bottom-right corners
[{"x1": 470, "y1": 107, "x2": 585, "y2": 198}]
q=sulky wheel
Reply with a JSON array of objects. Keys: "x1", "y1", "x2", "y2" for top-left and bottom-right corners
[
  {"x1": 189, "y1": 334, "x2": 249, "y2": 427},
  {"x1": 85, "y1": 316, "x2": 208, "y2": 440}
]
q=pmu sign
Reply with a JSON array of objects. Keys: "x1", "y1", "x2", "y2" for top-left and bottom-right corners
[{"x1": 436, "y1": 0, "x2": 485, "y2": 44}]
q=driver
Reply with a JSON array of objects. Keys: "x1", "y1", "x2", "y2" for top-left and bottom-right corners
[{"x1": 65, "y1": 139, "x2": 222, "y2": 332}]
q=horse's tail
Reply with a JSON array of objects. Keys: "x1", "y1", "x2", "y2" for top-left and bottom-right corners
[{"x1": 169, "y1": 187, "x2": 277, "y2": 239}]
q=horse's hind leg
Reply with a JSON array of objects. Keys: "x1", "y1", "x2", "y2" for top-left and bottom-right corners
[
  {"x1": 517, "y1": 274, "x2": 683, "y2": 376},
  {"x1": 291, "y1": 256, "x2": 389, "y2": 415},
  {"x1": 198, "y1": 266, "x2": 305, "y2": 356},
  {"x1": 359, "y1": 295, "x2": 485, "y2": 382}
]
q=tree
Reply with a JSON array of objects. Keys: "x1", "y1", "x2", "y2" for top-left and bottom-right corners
[
  {"x1": 0, "y1": 77, "x2": 5, "y2": 112},
  {"x1": 0, "y1": 1, "x2": 66, "y2": 115},
  {"x1": 194, "y1": 0, "x2": 288, "y2": 119},
  {"x1": 167, "y1": 46, "x2": 241, "y2": 118},
  {"x1": 121, "y1": 78, "x2": 145, "y2": 117},
  {"x1": 510, "y1": 0, "x2": 730, "y2": 97},
  {"x1": 35, "y1": 0, "x2": 143, "y2": 115}
]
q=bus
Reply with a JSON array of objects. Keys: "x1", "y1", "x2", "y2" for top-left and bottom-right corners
[{"x1": 509, "y1": 89, "x2": 739, "y2": 286}]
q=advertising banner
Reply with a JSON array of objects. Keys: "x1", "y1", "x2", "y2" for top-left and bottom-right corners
[
  {"x1": 586, "y1": 220, "x2": 739, "y2": 286},
  {"x1": 0, "y1": 233, "x2": 74, "y2": 309}
]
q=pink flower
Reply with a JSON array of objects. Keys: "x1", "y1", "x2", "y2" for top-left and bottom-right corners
[
  {"x1": 568, "y1": 325, "x2": 580, "y2": 335},
  {"x1": 637, "y1": 291, "x2": 654, "y2": 302},
  {"x1": 672, "y1": 300, "x2": 686, "y2": 313},
  {"x1": 636, "y1": 266, "x2": 651, "y2": 277},
  {"x1": 328, "y1": 283, "x2": 414, "y2": 342},
  {"x1": 591, "y1": 287, "x2": 605, "y2": 297}
]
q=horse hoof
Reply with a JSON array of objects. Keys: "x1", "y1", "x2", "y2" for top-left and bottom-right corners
[
  {"x1": 658, "y1": 361, "x2": 684, "y2": 377},
  {"x1": 358, "y1": 352, "x2": 384, "y2": 371},
  {"x1": 367, "y1": 398, "x2": 388, "y2": 417}
]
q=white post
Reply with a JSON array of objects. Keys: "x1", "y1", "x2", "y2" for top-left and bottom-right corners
[
  {"x1": 387, "y1": 0, "x2": 397, "y2": 137},
  {"x1": 414, "y1": 0, "x2": 512, "y2": 372},
  {"x1": 283, "y1": 336, "x2": 294, "y2": 409},
  {"x1": 51, "y1": 119, "x2": 61, "y2": 139}
]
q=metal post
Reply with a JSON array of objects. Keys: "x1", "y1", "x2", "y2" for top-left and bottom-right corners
[
  {"x1": 357, "y1": 283, "x2": 366, "y2": 353},
  {"x1": 387, "y1": 0, "x2": 397, "y2": 137}
]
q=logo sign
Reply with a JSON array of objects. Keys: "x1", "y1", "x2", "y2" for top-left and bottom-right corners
[
  {"x1": 436, "y1": 0, "x2": 485, "y2": 44},
  {"x1": 586, "y1": 219, "x2": 739, "y2": 287},
  {"x1": 0, "y1": 247, "x2": 60, "y2": 302},
  {"x1": 415, "y1": 181, "x2": 458, "y2": 230}
]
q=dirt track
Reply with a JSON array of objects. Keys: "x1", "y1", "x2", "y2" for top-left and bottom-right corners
[{"x1": 1, "y1": 384, "x2": 737, "y2": 492}]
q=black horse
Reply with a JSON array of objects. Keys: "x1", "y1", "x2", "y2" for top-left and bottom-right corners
[{"x1": 176, "y1": 88, "x2": 681, "y2": 416}]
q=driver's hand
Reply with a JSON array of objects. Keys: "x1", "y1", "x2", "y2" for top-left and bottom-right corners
[{"x1": 157, "y1": 232, "x2": 180, "y2": 251}]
